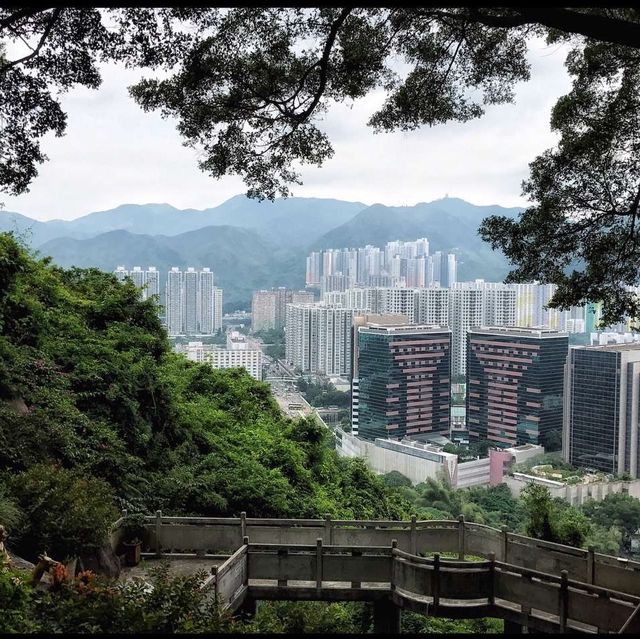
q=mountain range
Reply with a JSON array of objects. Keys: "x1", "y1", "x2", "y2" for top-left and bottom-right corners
[{"x1": 0, "y1": 195, "x2": 523, "y2": 309}]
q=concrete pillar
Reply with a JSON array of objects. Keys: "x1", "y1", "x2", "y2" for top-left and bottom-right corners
[
  {"x1": 155, "y1": 510, "x2": 162, "y2": 557},
  {"x1": 373, "y1": 599, "x2": 401, "y2": 634}
]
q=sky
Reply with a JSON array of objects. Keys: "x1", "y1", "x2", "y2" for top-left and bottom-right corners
[{"x1": 2, "y1": 37, "x2": 573, "y2": 221}]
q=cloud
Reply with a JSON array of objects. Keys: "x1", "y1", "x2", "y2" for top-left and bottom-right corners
[{"x1": 2, "y1": 38, "x2": 572, "y2": 220}]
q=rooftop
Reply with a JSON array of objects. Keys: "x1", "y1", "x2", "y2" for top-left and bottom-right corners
[
  {"x1": 470, "y1": 325, "x2": 568, "y2": 338},
  {"x1": 575, "y1": 342, "x2": 640, "y2": 352}
]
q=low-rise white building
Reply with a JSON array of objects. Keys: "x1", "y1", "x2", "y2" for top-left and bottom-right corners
[{"x1": 185, "y1": 340, "x2": 263, "y2": 380}]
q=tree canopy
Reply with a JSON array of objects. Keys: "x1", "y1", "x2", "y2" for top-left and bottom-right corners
[{"x1": 2, "y1": 8, "x2": 640, "y2": 322}]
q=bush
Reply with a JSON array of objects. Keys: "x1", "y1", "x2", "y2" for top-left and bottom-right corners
[{"x1": 10, "y1": 464, "x2": 118, "y2": 561}]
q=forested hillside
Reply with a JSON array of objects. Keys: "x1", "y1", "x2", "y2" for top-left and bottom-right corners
[{"x1": 0, "y1": 231, "x2": 407, "y2": 567}]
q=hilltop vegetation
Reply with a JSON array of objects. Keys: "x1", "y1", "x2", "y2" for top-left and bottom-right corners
[{"x1": 0, "y1": 231, "x2": 408, "y2": 565}]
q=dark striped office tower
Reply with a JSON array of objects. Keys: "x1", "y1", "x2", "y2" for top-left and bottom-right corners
[
  {"x1": 466, "y1": 326, "x2": 568, "y2": 448},
  {"x1": 356, "y1": 324, "x2": 451, "y2": 441},
  {"x1": 563, "y1": 343, "x2": 640, "y2": 477}
]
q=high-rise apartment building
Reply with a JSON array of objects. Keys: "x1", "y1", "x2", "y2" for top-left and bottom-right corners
[
  {"x1": 130, "y1": 266, "x2": 145, "y2": 289},
  {"x1": 166, "y1": 267, "x2": 183, "y2": 336},
  {"x1": 198, "y1": 268, "x2": 215, "y2": 334},
  {"x1": 252, "y1": 290, "x2": 278, "y2": 332},
  {"x1": 415, "y1": 288, "x2": 450, "y2": 325},
  {"x1": 449, "y1": 282, "x2": 516, "y2": 377},
  {"x1": 213, "y1": 286, "x2": 223, "y2": 333},
  {"x1": 183, "y1": 268, "x2": 198, "y2": 335},
  {"x1": 285, "y1": 304, "x2": 362, "y2": 376},
  {"x1": 355, "y1": 323, "x2": 451, "y2": 442},
  {"x1": 467, "y1": 326, "x2": 568, "y2": 449},
  {"x1": 145, "y1": 267, "x2": 160, "y2": 300},
  {"x1": 164, "y1": 267, "x2": 220, "y2": 336},
  {"x1": 251, "y1": 288, "x2": 315, "y2": 333},
  {"x1": 114, "y1": 265, "x2": 159, "y2": 301},
  {"x1": 304, "y1": 239, "x2": 455, "y2": 290},
  {"x1": 509, "y1": 283, "x2": 586, "y2": 333},
  {"x1": 563, "y1": 343, "x2": 640, "y2": 477}
]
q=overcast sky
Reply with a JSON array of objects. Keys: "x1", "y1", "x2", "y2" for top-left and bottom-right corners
[{"x1": 2, "y1": 38, "x2": 573, "y2": 221}]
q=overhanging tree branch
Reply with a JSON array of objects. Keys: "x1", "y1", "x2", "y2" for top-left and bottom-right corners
[{"x1": 0, "y1": 8, "x2": 62, "y2": 74}]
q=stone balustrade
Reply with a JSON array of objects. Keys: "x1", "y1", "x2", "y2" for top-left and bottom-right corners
[{"x1": 111, "y1": 513, "x2": 640, "y2": 634}]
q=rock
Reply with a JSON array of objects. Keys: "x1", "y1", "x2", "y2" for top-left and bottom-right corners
[
  {"x1": 78, "y1": 544, "x2": 121, "y2": 578},
  {"x1": 7, "y1": 551, "x2": 35, "y2": 573}
]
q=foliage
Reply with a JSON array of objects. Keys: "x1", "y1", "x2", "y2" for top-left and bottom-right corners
[
  {"x1": 0, "y1": 562, "x2": 236, "y2": 633},
  {"x1": 402, "y1": 611, "x2": 503, "y2": 634},
  {"x1": 296, "y1": 376, "x2": 350, "y2": 408},
  {"x1": 238, "y1": 601, "x2": 371, "y2": 633},
  {"x1": 582, "y1": 493, "x2": 640, "y2": 554},
  {"x1": 253, "y1": 328, "x2": 285, "y2": 360},
  {"x1": 120, "y1": 513, "x2": 147, "y2": 544},
  {"x1": 8, "y1": 464, "x2": 119, "y2": 562},
  {"x1": 0, "y1": 232, "x2": 411, "y2": 562}
]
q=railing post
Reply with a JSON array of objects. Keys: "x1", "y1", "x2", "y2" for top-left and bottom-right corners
[
  {"x1": 587, "y1": 545, "x2": 595, "y2": 584},
  {"x1": 351, "y1": 549, "x2": 362, "y2": 589},
  {"x1": 559, "y1": 570, "x2": 568, "y2": 633},
  {"x1": 410, "y1": 515, "x2": 417, "y2": 555},
  {"x1": 501, "y1": 525, "x2": 509, "y2": 563},
  {"x1": 391, "y1": 539, "x2": 398, "y2": 592},
  {"x1": 521, "y1": 604, "x2": 531, "y2": 634},
  {"x1": 324, "y1": 513, "x2": 333, "y2": 545},
  {"x1": 458, "y1": 514, "x2": 465, "y2": 560},
  {"x1": 316, "y1": 538, "x2": 323, "y2": 590},
  {"x1": 488, "y1": 552, "x2": 496, "y2": 606},
  {"x1": 241, "y1": 511, "x2": 247, "y2": 540},
  {"x1": 243, "y1": 536, "x2": 249, "y2": 587},
  {"x1": 432, "y1": 552, "x2": 440, "y2": 612},
  {"x1": 155, "y1": 510, "x2": 162, "y2": 557},
  {"x1": 211, "y1": 565, "x2": 219, "y2": 603},
  {"x1": 277, "y1": 548, "x2": 288, "y2": 587}
]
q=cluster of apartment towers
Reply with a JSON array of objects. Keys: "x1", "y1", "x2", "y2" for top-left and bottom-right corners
[
  {"x1": 279, "y1": 239, "x2": 638, "y2": 479},
  {"x1": 114, "y1": 266, "x2": 223, "y2": 336}
]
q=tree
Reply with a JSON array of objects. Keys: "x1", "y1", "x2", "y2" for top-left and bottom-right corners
[
  {"x1": 3, "y1": 8, "x2": 640, "y2": 322},
  {"x1": 582, "y1": 493, "x2": 640, "y2": 554}
]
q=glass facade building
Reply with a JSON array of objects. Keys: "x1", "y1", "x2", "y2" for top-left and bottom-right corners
[
  {"x1": 356, "y1": 324, "x2": 451, "y2": 441},
  {"x1": 563, "y1": 344, "x2": 640, "y2": 477},
  {"x1": 467, "y1": 327, "x2": 568, "y2": 448}
]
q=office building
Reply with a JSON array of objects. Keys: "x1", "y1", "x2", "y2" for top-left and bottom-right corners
[
  {"x1": 356, "y1": 323, "x2": 451, "y2": 442},
  {"x1": 285, "y1": 304, "x2": 362, "y2": 376},
  {"x1": 563, "y1": 343, "x2": 640, "y2": 477},
  {"x1": 467, "y1": 326, "x2": 568, "y2": 449}
]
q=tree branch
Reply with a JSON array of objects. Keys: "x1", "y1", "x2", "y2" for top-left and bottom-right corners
[
  {"x1": 468, "y1": 8, "x2": 640, "y2": 49},
  {"x1": 0, "y1": 8, "x2": 62, "y2": 74},
  {"x1": 0, "y1": 7, "x2": 52, "y2": 32},
  {"x1": 290, "y1": 7, "x2": 351, "y2": 123}
]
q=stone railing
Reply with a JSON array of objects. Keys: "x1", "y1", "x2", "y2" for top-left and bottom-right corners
[{"x1": 110, "y1": 513, "x2": 640, "y2": 633}]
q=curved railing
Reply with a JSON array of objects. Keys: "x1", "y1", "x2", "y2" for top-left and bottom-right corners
[{"x1": 111, "y1": 512, "x2": 640, "y2": 632}]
